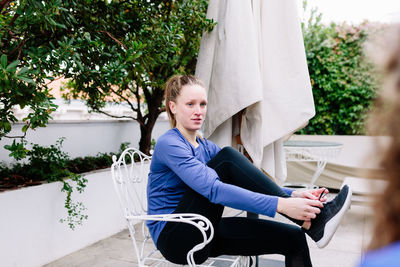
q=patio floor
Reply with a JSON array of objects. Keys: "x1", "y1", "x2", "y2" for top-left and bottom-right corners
[{"x1": 44, "y1": 198, "x2": 373, "y2": 267}]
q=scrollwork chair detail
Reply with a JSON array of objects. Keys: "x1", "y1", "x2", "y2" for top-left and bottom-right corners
[{"x1": 111, "y1": 147, "x2": 252, "y2": 267}]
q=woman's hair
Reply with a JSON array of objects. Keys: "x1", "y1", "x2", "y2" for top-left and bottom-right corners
[
  {"x1": 164, "y1": 74, "x2": 206, "y2": 128},
  {"x1": 365, "y1": 24, "x2": 400, "y2": 250}
]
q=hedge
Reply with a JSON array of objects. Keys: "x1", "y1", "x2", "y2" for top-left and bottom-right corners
[{"x1": 299, "y1": 8, "x2": 380, "y2": 135}]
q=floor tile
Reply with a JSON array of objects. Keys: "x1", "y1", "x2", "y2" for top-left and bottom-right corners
[
  {"x1": 45, "y1": 204, "x2": 370, "y2": 267},
  {"x1": 309, "y1": 248, "x2": 361, "y2": 267}
]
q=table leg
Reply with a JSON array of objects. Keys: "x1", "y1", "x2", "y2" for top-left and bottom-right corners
[{"x1": 309, "y1": 160, "x2": 327, "y2": 186}]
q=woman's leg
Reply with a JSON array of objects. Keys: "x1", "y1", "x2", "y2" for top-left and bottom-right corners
[
  {"x1": 157, "y1": 187, "x2": 224, "y2": 264},
  {"x1": 208, "y1": 146, "x2": 353, "y2": 250},
  {"x1": 207, "y1": 146, "x2": 303, "y2": 225},
  {"x1": 157, "y1": 146, "x2": 309, "y2": 265},
  {"x1": 210, "y1": 217, "x2": 313, "y2": 267},
  {"x1": 157, "y1": 189, "x2": 313, "y2": 267},
  {"x1": 207, "y1": 147, "x2": 288, "y2": 197}
]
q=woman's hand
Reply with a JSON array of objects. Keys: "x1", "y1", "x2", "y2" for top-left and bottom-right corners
[
  {"x1": 277, "y1": 197, "x2": 323, "y2": 221},
  {"x1": 291, "y1": 187, "x2": 329, "y2": 202}
]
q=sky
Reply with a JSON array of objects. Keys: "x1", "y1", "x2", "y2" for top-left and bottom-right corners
[{"x1": 297, "y1": 0, "x2": 400, "y2": 24}]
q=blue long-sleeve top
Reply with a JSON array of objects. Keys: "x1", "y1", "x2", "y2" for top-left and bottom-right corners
[
  {"x1": 146, "y1": 128, "x2": 292, "y2": 244},
  {"x1": 359, "y1": 241, "x2": 400, "y2": 267}
]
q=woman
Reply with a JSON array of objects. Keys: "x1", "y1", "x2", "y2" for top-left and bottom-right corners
[
  {"x1": 359, "y1": 25, "x2": 400, "y2": 267},
  {"x1": 147, "y1": 75, "x2": 352, "y2": 267}
]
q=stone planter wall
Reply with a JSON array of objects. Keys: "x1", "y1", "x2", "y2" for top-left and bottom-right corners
[{"x1": 0, "y1": 168, "x2": 130, "y2": 267}]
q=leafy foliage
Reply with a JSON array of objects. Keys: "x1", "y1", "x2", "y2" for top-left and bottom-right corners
[
  {"x1": 0, "y1": 54, "x2": 57, "y2": 141},
  {"x1": 66, "y1": 142, "x2": 131, "y2": 173},
  {"x1": 0, "y1": 140, "x2": 132, "y2": 229},
  {"x1": 0, "y1": 138, "x2": 88, "y2": 229},
  {"x1": 60, "y1": 0, "x2": 215, "y2": 154},
  {"x1": 1, "y1": 0, "x2": 214, "y2": 156},
  {"x1": 299, "y1": 4, "x2": 379, "y2": 135},
  {"x1": 59, "y1": 172, "x2": 88, "y2": 230},
  {"x1": 1, "y1": 0, "x2": 212, "y2": 228}
]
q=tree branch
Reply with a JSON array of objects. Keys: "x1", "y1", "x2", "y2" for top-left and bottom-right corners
[
  {"x1": 45, "y1": 76, "x2": 64, "y2": 86},
  {"x1": 109, "y1": 86, "x2": 138, "y2": 112},
  {"x1": 142, "y1": 86, "x2": 152, "y2": 107},
  {"x1": 0, "y1": 0, "x2": 12, "y2": 13},
  {"x1": 4, "y1": 131, "x2": 27, "y2": 139},
  {"x1": 9, "y1": 9, "x2": 20, "y2": 26},
  {"x1": 134, "y1": 82, "x2": 143, "y2": 120},
  {"x1": 91, "y1": 108, "x2": 137, "y2": 121},
  {"x1": 92, "y1": 108, "x2": 147, "y2": 128},
  {"x1": 158, "y1": 107, "x2": 166, "y2": 114},
  {"x1": 9, "y1": 33, "x2": 26, "y2": 58},
  {"x1": 3, "y1": 134, "x2": 26, "y2": 139},
  {"x1": 17, "y1": 38, "x2": 24, "y2": 59},
  {"x1": 3, "y1": 121, "x2": 32, "y2": 140},
  {"x1": 128, "y1": 81, "x2": 137, "y2": 96},
  {"x1": 98, "y1": 30, "x2": 127, "y2": 50}
]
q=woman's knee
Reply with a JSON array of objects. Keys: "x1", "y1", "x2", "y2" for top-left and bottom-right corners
[
  {"x1": 216, "y1": 146, "x2": 245, "y2": 162},
  {"x1": 207, "y1": 146, "x2": 245, "y2": 170},
  {"x1": 219, "y1": 146, "x2": 238, "y2": 156},
  {"x1": 208, "y1": 147, "x2": 236, "y2": 168}
]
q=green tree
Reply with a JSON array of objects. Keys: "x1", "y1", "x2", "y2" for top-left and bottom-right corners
[
  {"x1": 1, "y1": 0, "x2": 213, "y2": 227},
  {"x1": 61, "y1": 0, "x2": 215, "y2": 154},
  {"x1": 1, "y1": 0, "x2": 60, "y2": 158},
  {"x1": 1, "y1": 0, "x2": 214, "y2": 156},
  {"x1": 299, "y1": 3, "x2": 379, "y2": 135}
]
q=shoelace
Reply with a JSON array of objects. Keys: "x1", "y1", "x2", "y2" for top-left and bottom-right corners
[{"x1": 318, "y1": 191, "x2": 327, "y2": 201}]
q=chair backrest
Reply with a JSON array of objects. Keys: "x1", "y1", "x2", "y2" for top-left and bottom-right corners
[{"x1": 111, "y1": 147, "x2": 152, "y2": 219}]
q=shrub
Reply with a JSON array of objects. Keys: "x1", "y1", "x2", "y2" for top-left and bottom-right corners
[{"x1": 299, "y1": 7, "x2": 380, "y2": 135}]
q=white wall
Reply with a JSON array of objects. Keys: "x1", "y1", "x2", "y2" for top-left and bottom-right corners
[
  {"x1": 1, "y1": 102, "x2": 164, "y2": 266},
  {"x1": 0, "y1": 169, "x2": 128, "y2": 267},
  {"x1": 0, "y1": 118, "x2": 170, "y2": 164}
]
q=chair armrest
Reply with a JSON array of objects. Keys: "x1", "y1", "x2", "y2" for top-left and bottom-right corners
[{"x1": 126, "y1": 213, "x2": 213, "y2": 266}]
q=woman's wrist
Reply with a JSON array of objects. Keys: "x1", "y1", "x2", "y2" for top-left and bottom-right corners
[{"x1": 277, "y1": 197, "x2": 286, "y2": 213}]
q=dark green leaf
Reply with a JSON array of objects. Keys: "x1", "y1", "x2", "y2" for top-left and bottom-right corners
[
  {"x1": 17, "y1": 67, "x2": 30, "y2": 76},
  {"x1": 17, "y1": 76, "x2": 35, "y2": 84},
  {"x1": 6, "y1": 60, "x2": 20, "y2": 71},
  {"x1": 1, "y1": 54, "x2": 7, "y2": 69}
]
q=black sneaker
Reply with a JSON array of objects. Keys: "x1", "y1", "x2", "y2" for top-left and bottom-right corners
[{"x1": 304, "y1": 184, "x2": 352, "y2": 248}]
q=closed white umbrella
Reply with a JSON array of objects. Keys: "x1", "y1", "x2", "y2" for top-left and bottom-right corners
[{"x1": 196, "y1": 0, "x2": 315, "y2": 183}]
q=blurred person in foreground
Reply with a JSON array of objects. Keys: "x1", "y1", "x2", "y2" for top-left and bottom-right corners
[{"x1": 359, "y1": 24, "x2": 400, "y2": 267}]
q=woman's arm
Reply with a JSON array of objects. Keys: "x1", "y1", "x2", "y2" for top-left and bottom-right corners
[
  {"x1": 156, "y1": 135, "x2": 324, "y2": 221},
  {"x1": 156, "y1": 137, "x2": 278, "y2": 217}
]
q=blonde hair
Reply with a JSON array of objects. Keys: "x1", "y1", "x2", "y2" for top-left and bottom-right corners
[
  {"x1": 164, "y1": 74, "x2": 206, "y2": 128},
  {"x1": 365, "y1": 24, "x2": 400, "y2": 250}
]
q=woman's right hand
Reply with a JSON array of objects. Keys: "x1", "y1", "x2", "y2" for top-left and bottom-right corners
[{"x1": 277, "y1": 197, "x2": 323, "y2": 220}]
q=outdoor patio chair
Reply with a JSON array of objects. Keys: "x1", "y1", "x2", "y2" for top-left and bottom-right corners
[{"x1": 111, "y1": 147, "x2": 253, "y2": 267}]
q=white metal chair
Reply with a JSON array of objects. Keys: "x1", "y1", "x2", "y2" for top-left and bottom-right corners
[{"x1": 111, "y1": 147, "x2": 253, "y2": 267}]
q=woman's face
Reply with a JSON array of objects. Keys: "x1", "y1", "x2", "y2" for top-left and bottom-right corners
[{"x1": 169, "y1": 84, "x2": 207, "y2": 133}]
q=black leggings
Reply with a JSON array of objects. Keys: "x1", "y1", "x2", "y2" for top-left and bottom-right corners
[{"x1": 156, "y1": 147, "x2": 312, "y2": 267}]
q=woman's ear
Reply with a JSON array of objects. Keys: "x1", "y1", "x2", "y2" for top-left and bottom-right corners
[{"x1": 169, "y1": 101, "x2": 176, "y2": 114}]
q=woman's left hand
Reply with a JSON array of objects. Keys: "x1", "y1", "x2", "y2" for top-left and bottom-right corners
[{"x1": 291, "y1": 187, "x2": 329, "y2": 202}]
